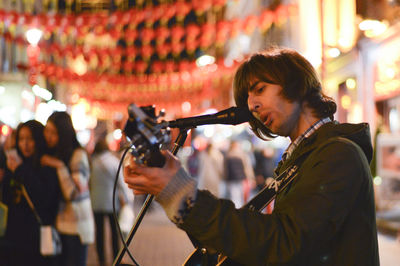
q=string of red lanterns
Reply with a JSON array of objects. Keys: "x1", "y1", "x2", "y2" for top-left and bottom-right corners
[
  {"x1": 1, "y1": 0, "x2": 227, "y2": 35},
  {"x1": 0, "y1": 2, "x2": 297, "y2": 116},
  {"x1": 0, "y1": 4, "x2": 296, "y2": 52},
  {"x1": 38, "y1": 58, "x2": 238, "y2": 103},
  {"x1": 1, "y1": 4, "x2": 296, "y2": 77}
]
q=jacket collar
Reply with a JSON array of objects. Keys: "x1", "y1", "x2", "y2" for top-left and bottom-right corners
[
  {"x1": 274, "y1": 121, "x2": 335, "y2": 175},
  {"x1": 274, "y1": 121, "x2": 372, "y2": 176}
]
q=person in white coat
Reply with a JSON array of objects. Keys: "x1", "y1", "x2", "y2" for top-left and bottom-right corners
[
  {"x1": 90, "y1": 139, "x2": 133, "y2": 266},
  {"x1": 197, "y1": 142, "x2": 224, "y2": 197}
]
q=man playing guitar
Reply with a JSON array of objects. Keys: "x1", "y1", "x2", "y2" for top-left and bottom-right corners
[{"x1": 124, "y1": 47, "x2": 379, "y2": 265}]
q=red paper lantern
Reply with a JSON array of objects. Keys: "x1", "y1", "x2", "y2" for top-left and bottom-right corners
[
  {"x1": 123, "y1": 60, "x2": 134, "y2": 74},
  {"x1": 109, "y1": 11, "x2": 120, "y2": 25},
  {"x1": 193, "y1": 0, "x2": 212, "y2": 15},
  {"x1": 171, "y1": 42, "x2": 184, "y2": 57},
  {"x1": 212, "y1": 0, "x2": 227, "y2": 11},
  {"x1": 178, "y1": 60, "x2": 191, "y2": 72},
  {"x1": 171, "y1": 25, "x2": 185, "y2": 43},
  {"x1": 151, "y1": 61, "x2": 164, "y2": 74},
  {"x1": 260, "y1": 10, "x2": 274, "y2": 32},
  {"x1": 155, "y1": 26, "x2": 170, "y2": 44},
  {"x1": 141, "y1": 27, "x2": 154, "y2": 45},
  {"x1": 162, "y1": 5, "x2": 176, "y2": 25},
  {"x1": 125, "y1": 28, "x2": 138, "y2": 45},
  {"x1": 122, "y1": 11, "x2": 132, "y2": 26},
  {"x1": 156, "y1": 43, "x2": 171, "y2": 59},
  {"x1": 230, "y1": 18, "x2": 242, "y2": 38},
  {"x1": 200, "y1": 23, "x2": 215, "y2": 49},
  {"x1": 243, "y1": 15, "x2": 258, "y2": 35},
  {"x1": 131, "y1": 9, "x2": 145, "y2": 26},
  {"x1": 141, "y1": 45, "x2": 154, "y2": 61},
  {"x1": 186, "y1": 24, "x2": 200, "y2": 40},
  {"x1": 135, "y1": 60, "x2": 148, "y2": 74},
  {"x1": 216, "y1": 20, "x2": 231, "y2": 47},
  {"x1": 185, "y1": 38, "x2": 198, "y2": 54},
  {"x1": 94, "y1": 25, "x2": 106, "y2": 36},
  {"x1": 109, "y1": 28, "x2": 121, "y2": 40},
  {"x1": 175, "y1": 1, "x2": 190, "y2": 22},
  {"x1": 274, "y1": 5, "x2": 290, "y2": 25},
  {"x1": 125, "y1": 46, "x2": 137, "y2": 60},
  {"x1": 165, "y1": 60, "x2": 176, "y2": 72},
  {"x1": 153, "y1": 4, "x2": 167, "y2": 24}
]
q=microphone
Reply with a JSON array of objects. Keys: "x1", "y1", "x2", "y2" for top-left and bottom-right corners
[{"x1": 167, "y1": 107, "x2": 252, "y2": 128}]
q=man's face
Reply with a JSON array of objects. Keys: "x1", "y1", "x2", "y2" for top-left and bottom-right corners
[{"x1": 247, "y1": 79, "x2": 301, "y2": 138}]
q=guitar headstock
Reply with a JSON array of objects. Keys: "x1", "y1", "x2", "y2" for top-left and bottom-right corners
[{"x1": 123, "y1": 103, "x2": 170, "y2": 167}]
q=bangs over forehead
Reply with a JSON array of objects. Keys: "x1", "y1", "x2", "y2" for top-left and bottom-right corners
[{"x1": 233, "y1": 53, "x2": 282, "y2": 109}]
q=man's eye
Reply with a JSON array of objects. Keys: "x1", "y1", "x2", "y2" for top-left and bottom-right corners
[{"x1": 256, "y1": 87, "x2": 264, "y2": 94}]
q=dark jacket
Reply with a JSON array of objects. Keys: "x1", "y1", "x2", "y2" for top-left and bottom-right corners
[
  {"x1": 0, "y1": 160, "x2": 61, "y2": 262},
  {"x1": 225, "y1": 156, "x2": 246, "y2": 181},
  {"x1": 180, "y1": 122, "x2": 379, "y2": 265}
]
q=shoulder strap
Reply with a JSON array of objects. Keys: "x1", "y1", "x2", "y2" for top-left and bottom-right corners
[
  {"x1": 245, "y1": 134, "x2": 347, "y2": 212},
  {"x1": 244, "y1": 150, "x2": 310, "y2": 212},
  {"x1": 21, "y1": 184, "x2": 42, "y2": 225}
]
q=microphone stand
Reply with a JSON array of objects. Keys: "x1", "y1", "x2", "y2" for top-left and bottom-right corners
[{"x1": 113, "y1": 128, "x2": 191, "y2": 266}]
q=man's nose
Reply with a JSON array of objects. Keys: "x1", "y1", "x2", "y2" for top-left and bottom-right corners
[{"x1": 248, "y1": 97, "x2": 261, "y2": 112}]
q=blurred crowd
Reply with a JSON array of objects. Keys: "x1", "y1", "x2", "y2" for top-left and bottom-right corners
[
  {"x1": 0, "y1": 111, "x2": 285, "y2": 266},
  {"x1": 0, "y1": 112, "x2": 134, "y2": 266},
  {"x1": 187, "y1": 138, "x2": 282, "y2": 210}
]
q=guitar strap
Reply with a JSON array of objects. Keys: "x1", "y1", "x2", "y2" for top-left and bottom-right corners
[{"x1": 244, "y1": 150, "x2": 310, "y2": 212}]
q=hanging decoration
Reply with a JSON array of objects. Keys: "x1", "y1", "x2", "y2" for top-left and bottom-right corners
[{"x1": 0, "y1": 2, "x2": 298, "y2": 117}]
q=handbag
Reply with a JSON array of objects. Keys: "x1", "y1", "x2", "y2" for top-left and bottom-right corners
[
  {"x1": 40, "y1": 225, "x2": 62, "y2": 256},
  {"x1": 21, "y1": 185, "x2": 62, "y2": 256}
]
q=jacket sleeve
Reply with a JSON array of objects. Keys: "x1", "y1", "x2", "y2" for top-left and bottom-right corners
[
  {"x1": 57, "y1": 148, "x2": 90, "y2": 201},
  {"x1": 178, "y1": 138, "x2": 371, "y2": 265}
]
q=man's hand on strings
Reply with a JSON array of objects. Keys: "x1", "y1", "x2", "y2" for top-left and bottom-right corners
[{"x1": 123, "y1": 150, "x2": 181, "y2": 196}]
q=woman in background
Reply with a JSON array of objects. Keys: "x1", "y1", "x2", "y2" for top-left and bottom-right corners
[
  {"x1": 0, "y1": 120, "x2": 60, "y2": 266},
  {"x1": 41, "y1": 111, "x2": 94, "y2": 266},
  {"x1": 90, "y1": 138, "x2": 133, "y2": 266}
]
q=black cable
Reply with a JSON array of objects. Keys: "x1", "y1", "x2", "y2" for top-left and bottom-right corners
[{"x1": 112, "y1": 144, "x2": 139, "y2": 266}]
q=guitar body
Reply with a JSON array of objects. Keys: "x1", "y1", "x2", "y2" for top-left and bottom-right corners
[
  {"x1": 183, "y1": 248, "x2": 219, "y2": 266},
  {"x1": 183, "y1": 247, "x2": 243, "y2": 266}
]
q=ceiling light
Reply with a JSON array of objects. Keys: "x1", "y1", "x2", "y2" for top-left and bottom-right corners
[
  {"x1": 359, "y1": 19, "x2": 388, "y2": 37},
  {"x1": 327, "y1": 47, "x2": 341, "y2": 58},
  {"x1": 26, "y1": 28, "x2": 43, "y2": 46},
  {"x1": 196, "y1": 55, "x2": 215, "y2": 67}
]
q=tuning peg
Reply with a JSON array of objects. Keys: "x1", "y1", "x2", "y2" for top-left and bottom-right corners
[{"x1": 157, "y1": 109, "x2": 166, "y2": 118}]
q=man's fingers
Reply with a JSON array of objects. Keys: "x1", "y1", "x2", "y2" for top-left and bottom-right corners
[
  {"x1": 124, "y1": 175, "x2": 148, "y2": 186},
  {"x1": 132, "y1": 188, "x2": 149, "y2": 195},
  {"x1": 125, "y1": 180, "x2": 152, "y2": 195}
]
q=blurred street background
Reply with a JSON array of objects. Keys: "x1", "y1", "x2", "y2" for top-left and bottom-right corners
[{"x1": 2, "y1": 0, "x2": 400, "y2": 265}]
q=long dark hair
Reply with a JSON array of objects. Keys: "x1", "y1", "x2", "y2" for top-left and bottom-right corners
[
  {"x1": 15, "y1": 120, "x2": 46, "y2": 168},
  {"x1": 46, "y1": 111, "x2": 81, "y2": 166},
  {"x1": 234, "y1": 47, "x2": 337, "y2": 139}
]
